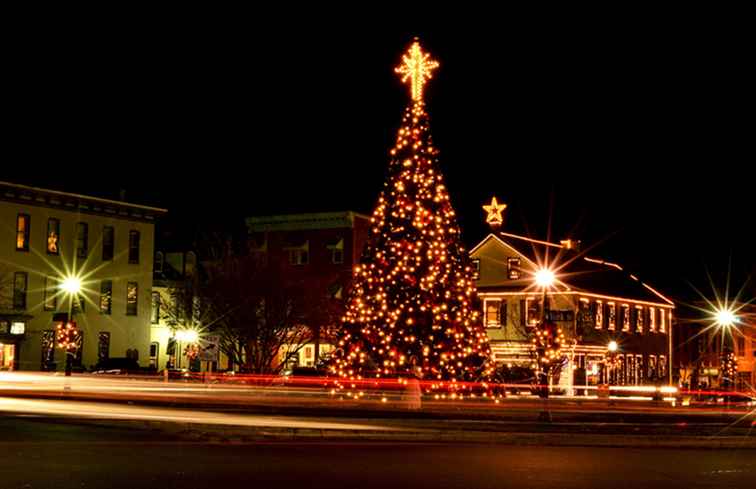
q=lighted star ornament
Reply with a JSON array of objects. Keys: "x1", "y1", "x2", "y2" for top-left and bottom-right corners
[
  {"x1": 395, "y1": 40, "x2": 439, "y2": 101},
  {"x1": 483, "y1": 196, "x2": 507, "y2": 227}
]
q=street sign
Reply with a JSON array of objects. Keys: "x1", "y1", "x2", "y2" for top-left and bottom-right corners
[{"x1": 199, "y1": 334, "x2": 220, "y2": 362}]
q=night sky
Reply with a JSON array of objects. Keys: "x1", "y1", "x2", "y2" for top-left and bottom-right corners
[{"x1": 5, "y1": 15, "x2": 753, "y2": 307}]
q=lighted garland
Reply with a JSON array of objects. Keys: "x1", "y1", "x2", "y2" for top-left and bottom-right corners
[{"x1": 330, "y1": 40, "x2": 494, "y2": 400}]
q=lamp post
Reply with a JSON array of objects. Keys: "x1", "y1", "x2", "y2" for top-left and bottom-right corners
[
  {"x1": 534, "y1": 267, "x2": 555, "y2": 421},
  {"x1": 59, "y1": 275, "x2": 82, "y2": 377},
  {"x1": 714, "y1": 307, "x2": 737, "y2": 391},
  {"x1": 174, "y1": 329, "x2": 199, "y2": 370}
]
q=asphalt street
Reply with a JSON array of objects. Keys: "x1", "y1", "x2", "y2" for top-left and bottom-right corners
[{"x1": 1, "y1": 424, "x2": 755, "y2": 489}]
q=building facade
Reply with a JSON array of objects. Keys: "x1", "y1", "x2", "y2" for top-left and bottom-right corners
[
  {"x1": 675, "y1": 304, "x2": 755, "y2": 391},
  {"x1": 246, "y1": 211, "x2": 370, "y2": 368},
  {"x1": 0, "y1": 181, "x2": 165, "y2": 371},
  {"x1": 470, "y1": 230, "x2": 675, "y2": 390}
]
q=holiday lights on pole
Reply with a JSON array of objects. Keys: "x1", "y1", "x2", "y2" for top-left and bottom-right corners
[
  {"x1": 713, "y1": 306, "x2": 738, "y2": 390},
  {"x1": 331, "y1": 40, "x2": 494, "y2": 400}
]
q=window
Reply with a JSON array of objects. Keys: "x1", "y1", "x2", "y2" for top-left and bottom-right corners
[
  {"x1": 607, "y1": 302, "x2": 616, "y2": 331},
  {"x1": 73, "y1": 331, "x2": 84, "y2": 367},
  {"x1": 595, "y1": 300, "x2": 603, "y2": 329},
  {"x1": 648, "y1": 355, "x2": 657, "y2": 379},
  {"x1": 626, "y1": 355, "x2": 636, "y2": 385},
  {"x1": 128, "y1": 230, "x2": 140, "y2": 264},
  {"x1": 102, "y1": 226, "x2": 114, "y2": 261},
  {"x1": 47, "y1": 218, "x2": 60, "y2": 255},
  {"x1": 100, "y1": 280, "x2": 112, "y2": 314},
  {"x1": 10, "y1": 322, "x2": 25, "y2": 335},
  {"x1": 471, "y1": 259, "x2": 480, "y2": 280},
  {"x1": 41, "y1": 330, "x2": 55, "y2": 371},
  {"x1": 44, "y1": 276, "x2": 57, "y2": 311},
  {"x1": 98, "y1": 332, "x2": 111, "y2": 363},
  {"x1": 659, "y1": 309, "x2": 667, "y2": 333},
  {"x1": 485, "y1": 299, "x2": 502, "y2": 328},
  {"x1": 649, "y1": 307, "x2": 656, "y2": 333},
  {"x1": 326, "y1": 237, "x2": 344, "y2": 265},
  {"x1": 154, "y1": 252, "x2": 164, "y2": 273},
  {"x1": 71, "y1": 293, "x2": 85, "y2": 313},
  {"x1": 289, "y1": 249, "x2": 309, "y2": 265},
  {"x1": 621, "y1": 304, "x2": 630, "y2": 332},
  {"x1": 149, "y1": 342, "x2": 159, "y2": 369},
  {"x1": 636, "y1": 306, "x2": 644, "y2": 333},
  {"x1": 76, "y1": 222, "x2": 88, "y2": 258},
  {"x1": 636, "y1": 354, "x2": 644, "y2": 383},
  {"x1": 151, "y1": 292, "x2": 161, "y2": 324},
  {"x1": 16, "y1": 214, "x2": 30, "y2": 251},
  {"x1": 737, "y1": 336, "x2": 746, "y2": 356},
  {"x1": 659, "y1": 355, "x2": 667, "y2": 378},
  {"x1": 507, "y1": 257, "x2": 521, "y2": 279},
  {"x1": 13, "y1": 272, "x2": 27, "y2": 310},
  {"x1": 126, "y1": 282, "x2": 138, "y2": 315},
  {"x1": 526, "y1": 298, "x2": 539, "y2": 327}
]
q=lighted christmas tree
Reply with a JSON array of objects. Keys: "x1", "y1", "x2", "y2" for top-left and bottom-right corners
[{"x1": 331, "y1": 40, "x2": 493, "y2": 388}]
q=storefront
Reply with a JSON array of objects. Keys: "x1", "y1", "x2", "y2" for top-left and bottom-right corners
[{"x1": 0, "y1": 314, "x2": 29, "y2": 371}]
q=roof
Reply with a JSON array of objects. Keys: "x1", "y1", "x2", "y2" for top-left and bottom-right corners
[
  {"x1": 246, "y1": 211, "x2": 370, "y2": 232},
  {"x1": 0, "y1": 181, "x2": 167, "y2": 222},
  {"x1": 472, "y1": 232, "x2": 675, "y2": 307}
]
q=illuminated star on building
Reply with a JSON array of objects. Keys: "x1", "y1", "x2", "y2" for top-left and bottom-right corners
[{"x1": 482, "y1": 196, "x2": 507, "y2": 227}]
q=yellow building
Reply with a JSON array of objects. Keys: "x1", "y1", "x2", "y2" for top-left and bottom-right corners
[{"x1": 0, "y1": 181, "x2": 165, "y2": 371}]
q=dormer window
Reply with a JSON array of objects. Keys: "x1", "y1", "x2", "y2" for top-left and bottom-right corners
[
  {"x1": 507, "y1": 257, "x2": 521, "y2": 279},
  {"x1": 472, "y1": 259, "x2": 480, "y2": 280}
]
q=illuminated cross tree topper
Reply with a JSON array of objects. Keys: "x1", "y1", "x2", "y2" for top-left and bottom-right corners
[{"x1": 331, "y1": 41, "x2": 494, "y2": 388}]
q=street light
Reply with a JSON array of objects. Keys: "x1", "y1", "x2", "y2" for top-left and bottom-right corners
[
  {"x1": 608, "y1": 340, "x2": 618, "y2": 353},
  {"x1": 59, "y1": 274, "x2": 83, "y2": 377},
  {"x1": 713, "y1": 307, "x2": 738, "y2": 390},
  {"x1": 173, "y1": 329, "x2": 199, "y2": 369},
  {"x1": 533, "y1": 267, "x2": 557, "y2": 421}
]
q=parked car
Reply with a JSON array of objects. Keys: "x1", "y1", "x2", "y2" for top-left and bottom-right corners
[{"x1": 91, "y1": 357, "x2": 141, "y2": 374}]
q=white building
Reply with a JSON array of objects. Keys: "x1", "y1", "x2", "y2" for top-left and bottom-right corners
[{"x1": 0, "y1": 181, "x2": 165, "y2": 371}]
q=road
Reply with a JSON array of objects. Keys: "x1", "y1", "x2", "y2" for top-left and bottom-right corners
[{"x1": 1, "y1": 422, "x2": 754, "y2": 489}]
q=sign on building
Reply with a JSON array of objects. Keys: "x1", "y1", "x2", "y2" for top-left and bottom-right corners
[{"x1": 199, "y1": 334, "x2": 220, "y2": 362}]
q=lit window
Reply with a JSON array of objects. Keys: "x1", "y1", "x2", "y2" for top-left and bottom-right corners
[
  {"x1": 129, "y1": 230, "x2": 140, "y2": 264},
  {"x1": 11, "y1": 322, "x2": 25, "y2": 335},
  {"x1": 659, "y1": 309, "x2": 667, "y2": 333},
  {"x1": 595, "y1": 300, "x2": 603, "y2": 329},
  {"x1": 485, "y1": 299, "x2": 502, "y2": 328},
  {"x1": 16, "y1": 214, "x2": 30, "y2": 251},
  {"x1": 507, "y1": 258, "x2": 521, "y2": 280},
  {"x1": 659, "y1": 355, "x2": 667, "y2": 378},
  {"x1": 648, "y1": 355, "x2": 657, "y2": 379},
  {"x1": 76, "y1": 222, "x2": 88, "y2": 259},
  {"x1": 649, "y1": 307, "x2": 656, "y2": 333},
  {"x1": 126, "y1": 282, "x2": 138, "y2": 316},
  {"x1": 636, "y1": 306, "x2": 644, "y2": 333},
  {"x1": 100, "y1": 280, "x2": 112, "y2": 315},
  {"x1": 47, "y1": 218, "x2": 60, "y2": 255},
  {"x1": 102, "y1": 226, "x2": 114, "y2": 261},
  {"x1": 607, "y1": 302, "x2": 616, "y2": 331},
  {"x1": 621, "y1": 304, "x2": 630, "y2": 332}
]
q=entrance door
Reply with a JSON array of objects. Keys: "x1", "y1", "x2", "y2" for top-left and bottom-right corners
[{"x1": 0, "y1": 343, "x2": 16, "y2": 370}]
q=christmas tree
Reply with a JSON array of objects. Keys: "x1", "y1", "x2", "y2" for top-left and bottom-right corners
[{"x1": 331, "y1": 40, "x2": 493, "y2": 388}]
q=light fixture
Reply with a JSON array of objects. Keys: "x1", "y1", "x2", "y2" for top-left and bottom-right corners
[{"x1": 535, "y1": 268, "x2": 555, "y2": 288}]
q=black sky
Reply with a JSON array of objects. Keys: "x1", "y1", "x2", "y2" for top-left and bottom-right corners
[{"x1": 4, "y1": 12, "x2": 753, "y2": 305}]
